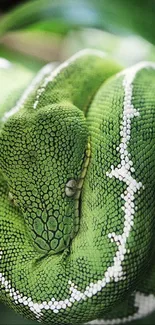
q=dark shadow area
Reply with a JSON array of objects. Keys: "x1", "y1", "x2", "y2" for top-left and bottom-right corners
[{"x1": 0, "y1": 0, "x2": 28, "y2": 12}]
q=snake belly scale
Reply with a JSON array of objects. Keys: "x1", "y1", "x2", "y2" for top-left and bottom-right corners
[{"x1": 0, "y1": 49, "x2": 155, "y2": 324}]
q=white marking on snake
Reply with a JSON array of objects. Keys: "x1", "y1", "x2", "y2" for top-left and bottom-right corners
[
  {"x1": 1, "y1": 62, "x2": 155, "y2": 320},
  {"x1": 1, "y1": 63, "x2": 57, "y2": 122},
  {"x1": 33, "y1": 49, "x2": 106, "y2": 109},
  {"x1": 0, "y1": 58, "x2": 12, "y2": 69},
  {"x1": 87, "y1": 292, "x2": 155, "y2": 324},
  {"x1": 105, "y1": 62, "x2": 150, "y2": 281}
]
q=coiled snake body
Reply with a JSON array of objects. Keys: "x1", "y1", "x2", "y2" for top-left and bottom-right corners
[{"x1": 0, "y1": 50, "x2": 155, "y2": 324}]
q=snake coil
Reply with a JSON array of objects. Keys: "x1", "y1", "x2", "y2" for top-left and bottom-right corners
[{"x1": 0, "y1": 50, "x2": 155, "y2": 324}]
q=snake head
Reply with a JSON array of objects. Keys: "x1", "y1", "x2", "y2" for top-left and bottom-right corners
[{"x1": 0, "y1": 103, "x2": 89, "y2": 254}]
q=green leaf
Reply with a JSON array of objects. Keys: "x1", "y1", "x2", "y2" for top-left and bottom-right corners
[
  {"x1": 0, "y1": 44, "x2": 44, "y2": 72},
  {"x1": 0, "y1": 0, "x2": 155, "y2": 44}
]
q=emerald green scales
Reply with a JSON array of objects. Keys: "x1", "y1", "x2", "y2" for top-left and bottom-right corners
[{"x1": 0, "y1": 49, "x2": 155, "y2": 324}]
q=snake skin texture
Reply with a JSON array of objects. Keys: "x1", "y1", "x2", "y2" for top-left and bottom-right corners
[{"x1": 0, "y1": 50, "x2": 155, "y2": 325}]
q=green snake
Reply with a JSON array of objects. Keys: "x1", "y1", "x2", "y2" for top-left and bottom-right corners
[{"x1": 0, "y1": 49, "x2": 155, "y2": 325}]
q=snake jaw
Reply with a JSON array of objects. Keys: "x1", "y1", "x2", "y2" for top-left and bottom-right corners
[{"x1": 70, "y1": 141, "x2": 91, "y2": 237}]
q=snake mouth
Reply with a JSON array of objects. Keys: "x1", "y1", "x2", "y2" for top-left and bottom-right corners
[
  {"x1": 76, "y1": 140, "x2": 91, "y2": 199},
  {"x1": 72, "y1": 141, "x2": 91, "y2": 234}
]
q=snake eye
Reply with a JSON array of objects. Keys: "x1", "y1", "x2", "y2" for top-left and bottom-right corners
[
  {"x1": 8, "y1": 192, "x2": 14, "y2": 201},
  {"x1": 65, "y1": 179, "x2": 77, "y2": 197},
  {"x1": 8, "y1": 192, "x2": 18, "y2": 205}
]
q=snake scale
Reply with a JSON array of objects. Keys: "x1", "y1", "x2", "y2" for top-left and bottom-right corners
[{"x1": 0, "y1": 49, "x2": 155, "y2": 324}]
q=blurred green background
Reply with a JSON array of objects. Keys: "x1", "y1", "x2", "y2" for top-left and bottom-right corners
[{"x1": 0, "y1": 0, "x2": 155, "y2": 324}]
